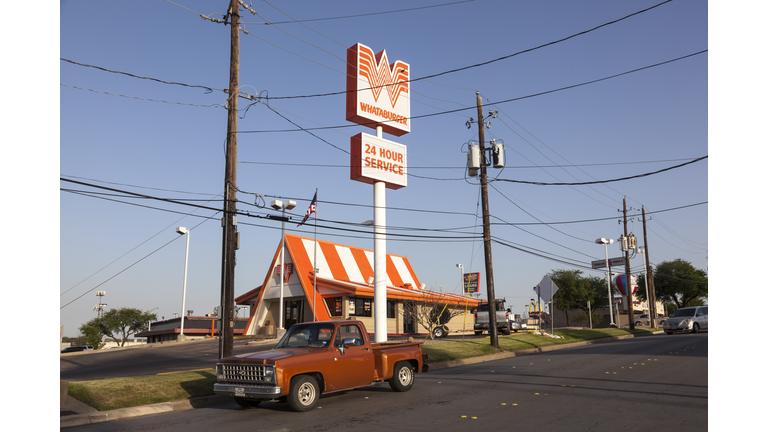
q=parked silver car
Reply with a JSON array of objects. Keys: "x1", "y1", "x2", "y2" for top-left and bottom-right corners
[
  {"x1": 634, "y1": 314, "x2": 666, "y2": 327},
  {"x1": 509, "y1": 319, "x2": 526, "y2": 332},
  {"x1": 662, "y1": 306, "x2": 708, "y2": 334}
]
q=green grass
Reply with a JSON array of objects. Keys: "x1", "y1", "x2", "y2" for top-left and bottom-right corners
[
  {"x1": 68, "y1": 369, "x2": 217, "y2": 411},
  {"x1": 67, "y1": 328, "x2": 657, "y2": 411},
  {"x1": 423, "y1": 327, "x2": 656, "y2": 362}
]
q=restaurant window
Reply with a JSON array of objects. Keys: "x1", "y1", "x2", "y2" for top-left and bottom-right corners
[
  {"x1": 387, "y1": 300, "x2": 396, "y2": 318},
  {"x1": 325, "y1": 297, "x2": 343, "y2": 317},
  {"x1": 349, "y1": 297, "x2": 372, "y2": 317}
]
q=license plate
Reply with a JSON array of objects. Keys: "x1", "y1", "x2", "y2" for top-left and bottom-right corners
[{"x1": 235, "y1": 387, "x2": 245, "y2": 397}]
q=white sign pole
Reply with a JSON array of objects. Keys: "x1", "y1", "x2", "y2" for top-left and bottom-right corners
[{"x1": 374, "y1": 126, "x2": 388, "y2": 343}]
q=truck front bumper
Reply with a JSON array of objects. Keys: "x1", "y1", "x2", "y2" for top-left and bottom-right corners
[{"x1": 214, "y1": 383, "x2": 282, "y2": 398}]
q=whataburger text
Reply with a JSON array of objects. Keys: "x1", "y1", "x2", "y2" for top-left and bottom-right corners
[{"x1": 359, "y1": 102, "x2": 408, "y2": 126}]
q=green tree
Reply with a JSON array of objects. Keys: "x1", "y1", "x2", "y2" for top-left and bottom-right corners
[
  {"x1": 547, "y1": 270, "x2": 619, "y2": 327},
  {"x1": 639, "y1": 259, "x2": 707, "y2": 309},
  {"x1": 80, "y1": 307, "x2": 158, "y2": 347},
  {"x1": 548, "y1": 269, "x2": 590, "y2": 326},
  {"x1": 77, "y1": 320, "x2": 104, "y2": 349}
]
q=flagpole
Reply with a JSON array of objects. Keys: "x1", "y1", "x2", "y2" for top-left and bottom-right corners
[{"x1": 313, "y1": 188, "x2": 318, "y2": 321}]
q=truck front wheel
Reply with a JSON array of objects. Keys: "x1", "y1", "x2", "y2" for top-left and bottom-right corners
[
  {"x1": 287, "y1": 375, "x2": 320, "y2": 412},
  {"x1": 389, "y1": 362, "x2": 415, "y2": 392}
]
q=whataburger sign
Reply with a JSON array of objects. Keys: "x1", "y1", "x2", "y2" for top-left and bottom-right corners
[
  {"x1": 346, "y1": 42, "x2": 410, "y2": 136},
  {"x1": 347, "y1": 43, "x2": 410, "y2": 190}
]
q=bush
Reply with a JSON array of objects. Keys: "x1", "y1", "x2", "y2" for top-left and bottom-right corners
[{"x1": 571, "y1": 311, "x2": 604, "y2": 328}]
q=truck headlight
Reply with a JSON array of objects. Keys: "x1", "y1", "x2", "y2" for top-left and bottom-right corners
[
  {"x1": 216, "y1": 364, "x2": 224, "y2": 380},
  {"x1": 262, "y1": 367, "x2": 275, "y2": 383}
]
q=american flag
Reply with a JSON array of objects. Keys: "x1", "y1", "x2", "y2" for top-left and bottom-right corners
[{"x1": 298, "y1": 192, "x2": 317, "y2": 227}]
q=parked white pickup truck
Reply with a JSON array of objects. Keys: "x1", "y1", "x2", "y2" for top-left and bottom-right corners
[{"x1": 474, "y1": 299, "x2": 511, "y2": 335}]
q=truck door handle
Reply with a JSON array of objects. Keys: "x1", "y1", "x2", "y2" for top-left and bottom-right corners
[{"x1": 362, "y1": 347, "x2": 369, "y2": 350}]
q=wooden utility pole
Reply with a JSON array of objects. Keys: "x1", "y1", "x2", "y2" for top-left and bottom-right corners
[
  {"x1": 475, "y1": 93, "x2": 499, "y2": 349},
  {"x1": 641, "y1": 206, "x2": 658, "y2": 327},
  {"x1": 622, "y1": 198, "x2": 635, "y2": 330},
  {"x1": 219, "y1": 0, "x2": 240, "y2": 359}
]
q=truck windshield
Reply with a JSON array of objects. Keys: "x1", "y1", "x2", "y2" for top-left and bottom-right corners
[{"x1": 276, "y1": 323, "x2": 336, "y2": 348}]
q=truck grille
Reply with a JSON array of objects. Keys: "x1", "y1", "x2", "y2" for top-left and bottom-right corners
[{"x1": 218, "y1": 364, "x2": 275, "y2": 384}]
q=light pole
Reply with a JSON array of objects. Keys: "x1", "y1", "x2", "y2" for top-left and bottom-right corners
[
  {"x1": 456, "y1": 264, "x2": 464, "y2": 292},
  {"x1": 637, "y1": 247, "x2": 651, "y2": 326},
  {"x1": 176, "y1": 227, "x2": 190, "y2": 339},
  {"x1": 595, "y1": 238, "x2": 615, "y2": 326},
  {"x1": 271, "y1": 200, "x2": 296, "y2": 330}
]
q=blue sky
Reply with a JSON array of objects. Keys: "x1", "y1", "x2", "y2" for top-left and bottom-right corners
[{"x1": 51, "y1": 0, "x2": 714, "y2": 337}]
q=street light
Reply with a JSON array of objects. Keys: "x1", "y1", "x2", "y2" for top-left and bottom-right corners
[
  {"x1": 456, "y1": 264, "x2": 464, "y2": 293},
  {"x1": 176, "y1": 227, "x2": 191, "y2": 339},
  {"x1": 271, "y1": 199, "x2": 296, "y2": 330},
  {"x1": 595, "y1": 238, "x2": 615, "y2": 326}
]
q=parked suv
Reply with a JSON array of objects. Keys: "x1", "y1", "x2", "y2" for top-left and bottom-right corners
[
  {"x1": 662, "y1": 306, "x2": 708, "y2": 334},
  {"x1": 634, "y1": 314, "x2": 666, "y2": 327}
]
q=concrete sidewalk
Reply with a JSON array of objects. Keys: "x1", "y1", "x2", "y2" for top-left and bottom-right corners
[{"x1": 61, "y1": 331, "x2": 663, "y2": 428}]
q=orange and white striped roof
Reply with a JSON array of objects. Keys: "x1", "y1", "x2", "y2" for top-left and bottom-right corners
[{"x1": 284, "y1": 233, "x2": 421, "y2": 290}]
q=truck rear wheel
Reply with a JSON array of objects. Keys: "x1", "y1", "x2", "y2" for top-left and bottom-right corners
[
  {"x1": 287, "y1": 375, "x2": 320, "y2": 412},
  {"x1": 389, "y1": 361, "x2": 415, "y2": 392}
]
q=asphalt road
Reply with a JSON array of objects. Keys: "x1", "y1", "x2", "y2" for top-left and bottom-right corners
[
  {"x1": 60, "y1": 338, "x2": 278, "y2": 381},
  {"x1": 62, "y1": 332, "x2": 708, "y2": 431}
]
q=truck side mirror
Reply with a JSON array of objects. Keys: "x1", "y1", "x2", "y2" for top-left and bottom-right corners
[{"x1": 337, "y1": 338, "x2": 357, "y2": 355}]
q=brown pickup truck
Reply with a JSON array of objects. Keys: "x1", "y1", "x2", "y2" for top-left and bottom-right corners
[{"x1": 214, "y1": 320, "x2": 428, "y2": 412}]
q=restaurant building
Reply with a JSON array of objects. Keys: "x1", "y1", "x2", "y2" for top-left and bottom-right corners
[{"x1": 237, "y1": 234, "x2": 480, "y2": 337}]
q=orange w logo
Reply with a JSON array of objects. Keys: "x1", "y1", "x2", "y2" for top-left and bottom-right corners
[{"x1": 357, "y1": 45, "x2": 409, "y2": 109}]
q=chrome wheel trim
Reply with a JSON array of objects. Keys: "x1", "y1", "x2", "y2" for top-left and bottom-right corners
[
  {"x1": 298, "y1": 381, "x2": 316, "y2": 406},
  {"x1": 398, "y1": 365, "x2": 413, "y2": 385}
]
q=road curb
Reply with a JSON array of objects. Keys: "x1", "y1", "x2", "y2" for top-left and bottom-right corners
[{"x1": 61, "y1": 396, "x2": 232, "y2": 428}]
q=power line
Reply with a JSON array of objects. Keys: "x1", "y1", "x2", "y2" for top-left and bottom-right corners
[
  {"x1": 239, "y1": 1, "x2": 476, "y2": 25},
  {"x1": 60, "y1": 84, "x2": 225, "y2": 108},
  {"x1": 238, "y1": 157, "x2": 703, "y2": 169},
  {"x1": 493, "y1": 156, "x2": 707, "y2": 186},
  {"x1": 259, "y1": 0, "x2": 676, "y2": 101},
  {"x1": 61, "y1": 177, "x2": 707, "y2": 227},
  {"x1": 238, "y1": 50, "x2": 708, "y2": 133}
]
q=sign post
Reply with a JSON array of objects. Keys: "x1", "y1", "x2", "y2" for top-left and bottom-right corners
[{"x1": 347, "y1": 43, "x2": 410, "y2": 344}]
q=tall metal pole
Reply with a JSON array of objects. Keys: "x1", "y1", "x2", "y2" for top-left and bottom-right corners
[
  {"x1": 641, "y1": 206, "x2": 657, "y2": 327},
  {"x1": 373, "y1": 126, "x2": 387, "y2": 343},
  {"x1": 604, "y1": 244, "x2": 614, "y2": 325},
  {"x1": 219, "y1": 0, "x2": 240, "y2": 359},
  {"x1": 180, "y1": 229, "x2": 190, "y2": 337},
  {"x1": 279, "y1": 210, "x2": 285, "y2": 329},
  {"x1": 475, "y1": 93, "x2": 498, "y2": 349},
  {"x1": 639, "y1": 247, "x2": 650, "y2": 325},
  {"x1": 622, "y1": 198, "x2": 635, "y2": 330}
]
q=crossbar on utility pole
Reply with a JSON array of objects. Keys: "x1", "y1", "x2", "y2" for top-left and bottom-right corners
[
  {"x1": 475, "y1": 92, "x2": 499, "y2": 349},
  {"x1": 219, "y1": 0, "x2": 240, "y2": 360}
]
